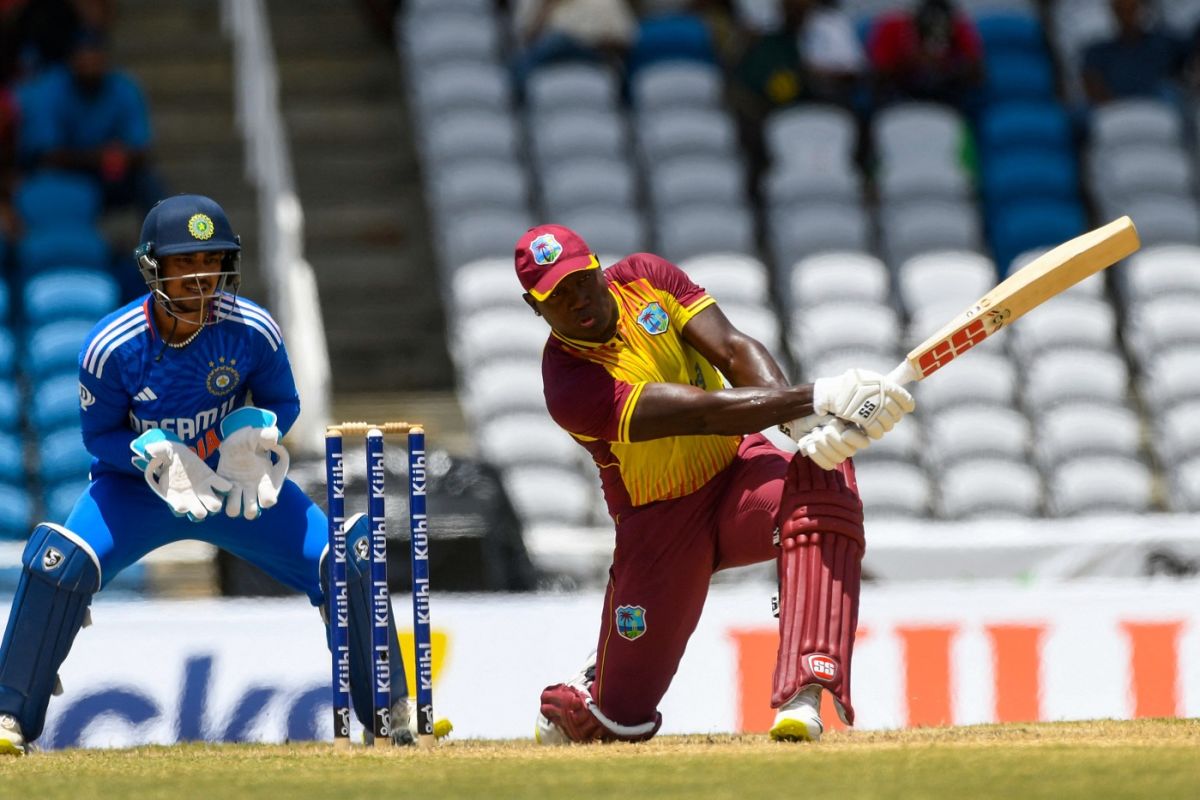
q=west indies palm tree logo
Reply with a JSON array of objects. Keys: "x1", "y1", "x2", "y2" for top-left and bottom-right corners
[
  {"x1": 636, "y1": 302, "x2": 668, "y2": 335},
  {"x1": 615, "y1": 604, "x2": 646, "y2": 641}
]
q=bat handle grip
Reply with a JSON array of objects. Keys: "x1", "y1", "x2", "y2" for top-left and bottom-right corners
[{"x1": 887, "y1": 361, "x2": 919, "y2": 386}]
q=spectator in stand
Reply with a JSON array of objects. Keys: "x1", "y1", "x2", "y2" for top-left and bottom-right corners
[
  {"x1": 512, "y1": 0, "x2": 637, "y2": 86},
  {"x1": 1, "y1": 0, "x2": 114, "y2": 84},
  {"x1": 1082, "y1": 0, "x2": 1185, "y2": 105},
  {"x1": 867, "y1": 0, "x2": 983, "y2": 110},
  {"x1": 17, "y1": 27, "x2": 163, "y2": 214}
]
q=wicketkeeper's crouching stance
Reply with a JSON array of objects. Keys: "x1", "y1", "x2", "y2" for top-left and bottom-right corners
[
  {"x1": 0, "y1": 195, "x2": 440, "y2": 755},
  {"x1": 512, "y1": 225, "x2": 915, "y2": 743}
]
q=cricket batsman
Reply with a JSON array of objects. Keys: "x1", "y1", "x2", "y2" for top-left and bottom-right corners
[
  {"x1": 0, "y1": 194, "x2": 441, "y2": 754},
  {"x1": 517, "y1": 224, "x2": 914, "y2": 743}
]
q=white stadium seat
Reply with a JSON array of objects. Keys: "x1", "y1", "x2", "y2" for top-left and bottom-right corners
[
  {"x1": 1142, "y1": 347, "x2": 1200, "y2": 412},
  {"x1": 454, "y1": 307, "x2": 546, "y2": 368},
  {"x1": 916, "y1": 351, "x2": 1018, "y2": 414},
  {"x1": 478, "y1": 413, "x2": 581, "y2": 470},
  {"x1": 938, "y1": 458, "x2": 1042, "y2": 519},
  {"x1": 451, "y1": 258, "x2": 527, "y2": 315},
  {"x1": 1006, "y1": 295, "x2": 1118, "y2": 359},
  {"x1": 1124, "y1": 245, "x2": 1200, "y2": 303},
  {"x1": 771, "y1": 203, "x2": 870, "y2": 265},
  {"x1": 789, "y1": 301, "x2": 899, "y2": 364},
  {"x1": 502, "y1": 465, "x2": 596, "y2": 526},
  {"x1": 787, "y1": 251, "x2": 890, "y2": 308},
  {"x1": 679, "y1": 254, "x2": 771, "y2": 305},
  {"x1": 1023, "y1": 349, "x2": 1129, "y2": 409},
  {"x1": 1048, "y1": 456, "x2": 1154, "y2": 516},
  {"x1": 1155, "y1": 400, "x2": 1200, "y2": 463},
  {"x1": 852, "y1": 460, "x2": 932, "y2": 518},
  {"x1": 632, "y1": 61, "x2": 723, "y2": 110},
  {"x1": 526, "y1": 63, "x2": 619, "y2": 111},
  {"x1": 658, "y1": 205, "x2": 756, "y2": 262},
  {"x1": 541, "y1": 158, "x2": 637, "y2": 218},
  {"x1": 1034, "y1": 402, "x2": 1142, "y2": 467},
  {"x1": 925, "y1": 405, "x2": 1031, "y2": 467},
  {"x1": 896, "y1": 250, "x2": 996, "y2": 315},
  {"x1": 463, "y1": 360, "x2": 546, "y2": 421},
  {"x1": 1126, "y1": 296, "x2": 1200, "y2": 360}
]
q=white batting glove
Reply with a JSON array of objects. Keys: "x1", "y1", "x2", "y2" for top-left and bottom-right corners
[
  {"x1": 812, "y1": 368, "x2": 916, "y2": 440},
  {"x1": 796, "y1": 419, "x2": 871, "y2": 470},
  {"x1": 216, "y1": 407, "x2": 290, "y2": 521},
  {"x1": 131, "y1": 430, "x2": 231, "y2": 522}
]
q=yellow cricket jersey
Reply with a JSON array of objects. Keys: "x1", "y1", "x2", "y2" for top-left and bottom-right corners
[{"x1": 541, "y1": 253, "x2": 741, "y2": 517}]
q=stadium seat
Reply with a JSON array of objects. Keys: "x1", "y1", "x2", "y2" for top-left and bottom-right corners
[
  {"x1": 453, "y1": 308, "x2": 546, "y2": 369},
  {"x1": 910, "y1": 351, "x2": 1018, "y2": 414},
  {"x1": 629, "y1": 13, "x2": 715, "y2": 71},
  {"x1": 502, "y1": 465, "x2": 596, "y2": 526},
  {"x1": 877, "y1": 156, "x2": 970, "y2": 205},
  {"x1": 0, "y1": 379, "x2": 19, "y2": 431},
  {"x1": 790, "y1": 302, "x2": 899, "y2": 364},
  {"x1": 526, "y1": 63, "x2": 620, "y2": 111},
  {"x1": 1123, "y1": 245, "x2": 1200, "y2": 303},
  {"x1": 989, "y1": 200, "x2": 1086, "y2": 274},
  {"x1": 764, "y1": 104, "x2": 857, "y2": 169},
  {"x1": 30, "y1": 374, "x2": 84, "y2": 432},
  {"x1": 1048, "y1": 456, "x2": 1153, "y2": 516},
  {"x1": 1090, "y1": 98, "x2": 1184, "y2": 148},
  {"x1": 38, "y1": 427, "x2": 92, "y2": 484},
  {"x1": 463, "y1": 360, "x2": 546, "y2": 421},
  {"x1": 896, "y1": 250, "x2": 996, "y2": 315},
  {"x1": 1035, "y1": 402, "x2": 1142, "y2": 467},
  {"x1": 719, "y1": 302, "x2": 785, "y2": 361},
  {"x1": 650, "y1": 157, "x2": 746, "y2": 213},
  {"x1": 0, "y1": 329, "x2": 16, "y2": 377},
  {"x1": 976, "y1": 12, "x2": 1046, "y2": 56},
  {"x1": 1006, "y1": 295, "x2": 1117, "y2": 359},
  {"x1": 882, "y1": 202, "x2": 984, "y2": 266},
  {"x1": 411, "y1": 62, "x2": 512, "y2": 117},
  {"x1": 787, "y1": 251, "x2": 890, "y2": 308},
  {"x1": 1124, "y1": 196, "x2": 1200, "y2": 247},
  {"x1": 939, "y1": 459, "x2": 1042, "y2": 519},
  {"x1": 852, "y1": 460, "x2": 932, "y2": 518},
  {"x1": 478, "y1": 413, "x2": 581, "y2": 470},
  {"x1": 441, "y1": 208, "x2": 533, "y2": 271},
  {"x1": 529, "y1": 111, "x2": 628, "y2": 164},
  {"x1": 422, "y1": 111, "x2": 520, "y2": 167},
  {"x1": 1142, "y1": 348, "x2": 1200, "y2": 412},
  {"x1": 401, "y1": 13, "x2": 500, "y2": 68},
  {"x1": 984, "y1": 52, "x2": 1055, "y2": 101},
  {"x1": 17, "y1": 227, "x2": 109, "y2": 273},
  {"x1": 856, "y1": 415, "x2": 920, "y2": 463},
  {"x1": 26, "y1": 319, "x2": 95, "y2": 380},
  {"x1": 983, "y1": 149, "x2": 1078, "y2": 208},
  {"x1": 0, "y1": 432, "x2": 23, "y2": 484},
  {"x1": 23, "y1": 269, "x2": 121, "y2": 323},
  {"x1": 926, "y1": 405, "x2": 1031, "y2": 467},
  {"x1": 978, "y1": 102, "x2": 1071, "y2": 154},
  {"x1": 770, "y1": 203, "x2": 870, "y2": 266},
  {"x1": 764, "y1": 161, "x2": 861, "y2": 207},
  {"x1": 801, "y1": 349, "x2": 895, "y2": 382},
  {"x1": 541, "y1": 158, "x2": 638, "y2": 218},
  {"x1": 679, "y1": 254, "x2": 770, "y2": 305},
  {"x1": 657, "y1": 205, "x2": 755, "y2": 263},
  {"x1": 1024, "y1": 349, "x2": 1129, "y2": 409},
  {"x1": 874, "y1": 103, "x2": 966, "y2": 167},
  {"x1": 429, "y1": 160, "x2": 530, "y2": 218},
  {"x1": 15, "y1": 171, "x2": 101, "y2": 229},
  {"x1": 637, "y1": 108, "x2": 738, "y2": 163},
  {"x1": 1090, "y1": 145, "x2": 1194, "y2": 210},
  {"x1": 451, "y1": 259, "x2": 526, "y2": 316},
  {"x1": 1126, "y1": 296, "x2": 1200, "y2": 360},
  {"x1": 1170, "y1": 456, "x2": 1200, "y2": 511},
  {"x1": 632, "y1": 61, "x2": 722, "y2": 110},
  {"x1": 0, "y1": 483, "x2": 33, "y2": 539},
  {"x1": 44, "y1": 479, "x2": 89, "y2": 525},
  {"x1": 1156, "y1": 401, "x2": 1200, "y2": 463},
  {"x1": 560, "y1": 206, "x2": 648, "y2": 256}
]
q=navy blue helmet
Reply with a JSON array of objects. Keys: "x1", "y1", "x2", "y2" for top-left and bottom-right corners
[{"x1": 135, "y1": 194, "x2": 242, "y2": 309}]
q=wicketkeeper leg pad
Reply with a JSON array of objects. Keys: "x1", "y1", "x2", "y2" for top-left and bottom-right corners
[
  {"x1": 319, "y1": 513, "x2": 407, "y2": 730},
  {"x1": 539, "y1": 684, "x2": 661, "y2": 743},
  {"x1": 0, "y1": 524, "x2": 101, "y2": 741},
  {"x1": 772, "y1": 456, "x2": 865, "y2": 725}
]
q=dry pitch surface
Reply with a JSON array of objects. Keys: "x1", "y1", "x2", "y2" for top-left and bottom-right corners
[{"x1": 2, "y1": 719, "x2": 1198, "y2": 799}]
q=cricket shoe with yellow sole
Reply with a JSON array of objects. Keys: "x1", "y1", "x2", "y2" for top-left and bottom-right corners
[
  {"x1": 0, "y1": 714, "x2": 25, "y2": 756},
  {"x1": 769, "y1": 685, "x2": 824, "y2": 743}
]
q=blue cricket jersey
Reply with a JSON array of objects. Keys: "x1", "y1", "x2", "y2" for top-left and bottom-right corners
[{"x1": 77, "y1": 293, "x2": 300, "y2": 477}]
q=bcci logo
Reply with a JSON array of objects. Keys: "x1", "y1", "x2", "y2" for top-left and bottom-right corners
[
  {"x1": 188, "y1": 213, "x2": 215, "y2": 241},
  {"x1": 615, "y1": 604, "x2": 647, "y2": 641},
  {"x1": 636, "y1": 302, "x2": 669, "y2": 335},
  {"x1": 529, "y1": 233, "x2": 563, "y2": 266},
  {"x1": 205, "y1": 357, "x2": 240, "y2": 397}
]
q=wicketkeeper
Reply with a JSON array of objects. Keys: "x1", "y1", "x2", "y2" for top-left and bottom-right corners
[
  {"x1": 0, "y1": 194, "x2": 440, "y2": 754},
  {"x1": 517, "y1": 224, "x2": 914, "y2": 743}
]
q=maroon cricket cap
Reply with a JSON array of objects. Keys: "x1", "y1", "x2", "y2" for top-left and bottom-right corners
[{"x1": 514, "y1": 224, "x2": 600, "y2": 301}]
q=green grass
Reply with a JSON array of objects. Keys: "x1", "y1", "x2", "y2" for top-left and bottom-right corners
[{"x1": 2, "y1": 719, "x2": 1198, "y2": 799}]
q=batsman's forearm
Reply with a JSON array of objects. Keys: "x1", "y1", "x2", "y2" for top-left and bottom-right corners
[
  {"x1": 722, "y1": 335, "x2": 790, "y2": 390},
  {"x1": 629, "y1": 382, "x2": 814, "y2": 441}
]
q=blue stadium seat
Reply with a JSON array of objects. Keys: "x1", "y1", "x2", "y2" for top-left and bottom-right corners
[
  {"x1": 0, "y1": 379, "x2": 21, "y2": 430},
  {"x1": 26, "y1": 319, "x2": 96, "y2": 380},
  {"x1": 976, "y1": 13, "x2": 1045, "y2": 57},
  {"x1": 978, "y1": 102, "x2": 1071, "y2": 153},
  {"x1": 0, "y1": 483, "x2": 33, "y2": 540},
  {"x1": 45, "y1": 479, "x2": 89, "y2": 525},
  {"x1": 0, "y1": 283, "x2": 10, "y2": 325},
  {"x1": 38, "y1": 427, "x2": 92, "y2": 484},
  {"x1": 23, "y1": 269, "x2": 120, "y2": 322},
  {"x1": 16, "y1": 226, "x2": 108, "y2": 273},
  {"x1": 0, "y1": 432, "x2": 24, "y2": 484},
  {"x1": 985, "y1": 53, "x2": 1055, "y2": 102},
  {"x1": 629, "y1": 14, "x2": 714, "y2": 72},
  {"x1": 983, "y1": 149, "x2": 1079, "y2": 207},
  {"x1": 31, "y1": 374, "x2": 83, "y2": 431},
  {"x1": 0, "y1": 328, "x2": 16, "y2": 376},
  {"x1": 14, "y1": 171, "x2": 102, "y2": 230},
  {"x1": 991, "y1": 201, "x2": 1087, "y2": 274}
]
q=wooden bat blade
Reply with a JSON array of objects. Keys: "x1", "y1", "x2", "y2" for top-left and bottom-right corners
[{"x1": 890, "y1": 216, "x2": 1141, "y2": 384}]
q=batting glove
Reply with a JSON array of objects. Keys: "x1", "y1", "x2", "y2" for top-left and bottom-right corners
[
  {"x1": 812, "y1": 368, "x2": 916, "y2": 440},
  {"x1": 796, "y1": 419, "x2": 871, "y2": 470}
]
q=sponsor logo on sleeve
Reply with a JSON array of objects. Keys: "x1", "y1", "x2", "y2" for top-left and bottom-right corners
[{"x1": 79, "y1": 384, "x2": 96, "y2": 411}]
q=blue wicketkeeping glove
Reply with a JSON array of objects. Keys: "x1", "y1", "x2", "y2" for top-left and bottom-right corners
[{"x1": 131, "y1": 429, "x2": 231, "y2": 522}]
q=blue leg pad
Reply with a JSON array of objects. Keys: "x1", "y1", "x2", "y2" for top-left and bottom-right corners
[
  {"x1": 320, "y1": 513, "x2": 407, "y2": 730},
  {"x1": 0, "y1": 524, "x2": 101, "y2": 741}
]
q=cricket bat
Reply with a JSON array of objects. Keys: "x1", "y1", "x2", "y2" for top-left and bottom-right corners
[{"x1": 889, "y1": 216, "x2": 1141, "y2": 385}]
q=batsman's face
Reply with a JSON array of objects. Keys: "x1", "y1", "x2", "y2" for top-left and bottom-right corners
[
  {"x1": 158, "y1": 252, "x2": 223, "y2": 313},
  {"x1": 528, "y1": 268, "x2": 616, "y2": 341}
]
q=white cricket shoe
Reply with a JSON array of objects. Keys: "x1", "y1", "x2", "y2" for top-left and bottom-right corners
[
  {"x1": 769, "y1": 685, "x2": 824, "y2": 743},
  {"x1": 533, "y1": 651, "x2": 596, "y2": 746},
  {"x1": 0, "y1": 714, "x2": 25, "y2": 756}
]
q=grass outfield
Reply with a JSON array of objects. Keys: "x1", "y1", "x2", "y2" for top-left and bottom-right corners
[{"x1": 2, "y1": 719, "x2": 1198, "y2": 799}]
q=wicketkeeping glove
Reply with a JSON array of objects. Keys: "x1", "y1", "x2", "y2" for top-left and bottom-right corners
[
  {"x1": 216, "y1": 406, "x2": 290, "y2": 521},
  {"x1": 131, "y1": 429, "x2": 231, "y2": 522},
  {"x1": 812, "y1": 368, "x2": 916, "y2": 440}
]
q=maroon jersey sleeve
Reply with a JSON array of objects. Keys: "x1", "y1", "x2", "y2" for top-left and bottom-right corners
[{"x1": 543, "y1": 347, "x2": 643, "y2": 443}]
